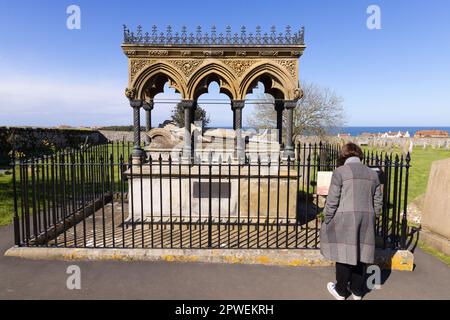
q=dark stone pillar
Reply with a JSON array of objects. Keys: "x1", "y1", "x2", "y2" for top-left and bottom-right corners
[
  {"x1": 283, "y1": 100, "x2": 297, "y2": 159},
  {"x1": 231, "y1": 100, "x2": 245, "y2": 162},
  {"x1": 143, "y1": 100, "x2": 154, "y2": 146},
  {"x1": 179, "y1": 100, "x2": 195, "y2": 160},
  {"x1": 130, "y1": 99, "x2": 144, "y2": 161},
  {"x1": 275, "y1": 100, "x2": 284, "y2": 145},
  {"x1": 143, "y1": 100, "x2": 154, "y2": 131},
  {"x1": 231, "y1": 100, "x2": 245, "y2": 130}
]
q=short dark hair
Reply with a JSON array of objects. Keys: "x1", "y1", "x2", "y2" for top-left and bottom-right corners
[{"x1": 338, "y1": 143, "x2": 364, "y2": 166}]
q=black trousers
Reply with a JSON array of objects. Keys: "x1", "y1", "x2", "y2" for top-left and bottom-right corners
[{"x1": 335, "y1": 262, "x2": 366, "y2": 297}]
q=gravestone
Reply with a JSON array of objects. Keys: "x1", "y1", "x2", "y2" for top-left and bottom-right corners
[{"x1": 421, "y1": 158, "x2": 450, "y2": 255}]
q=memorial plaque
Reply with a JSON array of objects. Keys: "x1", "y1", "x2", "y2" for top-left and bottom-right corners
[{"x1": 193, "y1": 182, "x2": 231, "y2": 199}]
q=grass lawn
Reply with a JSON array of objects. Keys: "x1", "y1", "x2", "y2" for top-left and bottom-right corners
[
  {"x1": 0, "y1": 171, "x2": 14, "y2": 226},
  {"x1": 407, "y1": 147, "x2": 450, "y2": 202},
  {"x1": 363, "y1": 146, "x2": 450, "y2": 203}
]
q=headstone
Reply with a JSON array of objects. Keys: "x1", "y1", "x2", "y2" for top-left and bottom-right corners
[{"x1": 422, "y1": 158, "x2": 450, "y2": 240}]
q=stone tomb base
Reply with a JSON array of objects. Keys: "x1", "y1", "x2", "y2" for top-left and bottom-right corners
[{"x1": 126, "y1": 164, "x2": 299, "y2": 223}]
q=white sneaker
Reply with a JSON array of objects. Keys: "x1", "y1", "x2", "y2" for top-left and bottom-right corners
[
  {"x1": 347, "y1": 284, "x2": 363, "y2": 300},
  {"x1": 327, "y1": 282, "x2": 346, "y2": 300}
]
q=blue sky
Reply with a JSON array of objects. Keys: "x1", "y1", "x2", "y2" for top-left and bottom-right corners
[{"x1": 0, "y1": 0, "x2": 449, "y2": 127}]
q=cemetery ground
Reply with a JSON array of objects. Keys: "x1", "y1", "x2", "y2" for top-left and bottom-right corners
[
  {"x1": 1, "y1": 146, "x2": 450, "y2": 264},
  {"x1": 1, "y1": 222, "x2": 450, "y2": 299}
]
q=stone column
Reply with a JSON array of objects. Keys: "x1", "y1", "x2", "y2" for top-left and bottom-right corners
[
  {"x1": 274, "y1": 100, "x2": 284, "y2": 145},
  {"x1": 231, "y1": 100, "x2": 245, "y2": 162},
  {"x1": 143, "y1": 100, "x2": 154, "y2": 131},
  {"x1": 231, "y1": 100, "x2": 244, "y2": 130},
  {"x1": 283, "y1": 100, "x2": 297, "y2": 159},
  {"x1": 179, "y1": 100, "x2": 195, "y2": 160},
  {"x1": 143, "y1": 100, "x2": 154, "y2": 146},
  {"x1": 130, "y1": 99, "x2": 144, "y2": 162}
]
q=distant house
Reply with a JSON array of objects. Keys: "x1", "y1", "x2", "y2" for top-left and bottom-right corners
[
  {"x1": 379, "y1": 131, "x2": 410, "y2": 139},
  {"x1": 360, "y1": 132, "x2": 377, "y2": 138},
  {"x1": 338, "y1": 133, "x2": 351, "y2": 139},
  {"x1": 414, "y1": 130, "x2": 449, "y2": 138}
]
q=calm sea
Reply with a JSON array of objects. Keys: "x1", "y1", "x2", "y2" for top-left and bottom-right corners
[{"x1": 337, "y1": 127, "x2": 450, "y2": 136}]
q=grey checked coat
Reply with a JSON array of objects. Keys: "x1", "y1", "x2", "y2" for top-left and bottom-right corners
[{"x1": 320, "y1": 157, "x2": 383, "y2": 265}]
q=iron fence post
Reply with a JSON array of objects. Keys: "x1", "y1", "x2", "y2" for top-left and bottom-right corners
[
  {"x1": 401, "y1": 153, "x2": 411, "y2": 250},
  {"x1": 11, "y1": 151, "x2": 20, "y2": 246}
]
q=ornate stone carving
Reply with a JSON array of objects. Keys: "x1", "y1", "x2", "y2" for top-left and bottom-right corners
[
  {"x1": 130, "y1": 59, "x2": 156, "y2": 82},
  {"x1": 203, "y1": 50, "x2": 224, "y2": 57},
  {"x1": 276, "y1": 60, "x2": 297, "y2": 77},
  {"x1": 222, "y1": 60, "x2": 256, "y2": 77},
  {"x1": 125, "y1": 87, "x2": 136, "y2": 100},
  {"x1": 168, "y1": 60, "x2": 203, "y2": 77},
  {"x1": 292, "y1": 88, "x2": 304, "y2": 100},
  {"x1": 259, "y1": 51, "x2": 278, "y2": 56},
  {"x1": 147, "y1": 50, "x2": 168, "y2": 56},
  {"x1": 122, "y1": 26, "x2": 305, "y2": 103}
]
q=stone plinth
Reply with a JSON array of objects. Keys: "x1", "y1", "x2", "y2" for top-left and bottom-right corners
[
  {"x1": 421, "y1": 158, "x2": 450, "y2": 240},
  {"x1": 125, "y1": 164, "x2": 299, "y2": 223}
]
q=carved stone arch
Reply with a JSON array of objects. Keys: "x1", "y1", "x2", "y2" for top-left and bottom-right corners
[
  {"x1": 187, "y1": 62, "x2": 238, "y2": 101},
  {"x1": 132, "y1": 62, "x2": 187, "y2": 100},
  {"x1": 239, "y1": 62, "x2": 297, "y2": 100}
]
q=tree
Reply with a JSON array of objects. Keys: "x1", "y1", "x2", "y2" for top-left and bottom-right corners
[
  {"x1": 247, "y1": 82, "x2": 345, "y2": 141},
  {"x1": 170, "y1": 104, "x2": 210, "y2": 127}
]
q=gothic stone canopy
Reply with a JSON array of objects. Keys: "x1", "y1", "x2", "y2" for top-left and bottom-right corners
[{"x1": 122, "y1": 25, "x2": 306, "y2": 101}]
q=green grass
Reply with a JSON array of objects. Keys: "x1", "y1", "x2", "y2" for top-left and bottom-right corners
[
  {"x1": 0, "y1": 172, "x2": 14, "y2": 226},
  {"x1": 418, "y1": 241, "x2": 450, "y2": 266},
  {"x1": 363, "y1": 146, "x2": 450, "y2": 203},
  {"x1": 407, "y1": 147, "x2": 450, "y2": 202}
]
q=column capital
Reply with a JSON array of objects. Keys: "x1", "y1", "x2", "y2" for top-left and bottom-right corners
[
  {"x1": 274, "y1": 100, "x2": 284, "y2": 110},
  {"x1": 283, "y1": 100, "x2": 298, "y2": 109},
  {"x1": 143, "y1": 100, "x2": 154, "y2": 111},
  {"x1": 130, "y1": 99, "x2": 143, "y2": 108},
  {"x1": 178, "y1": 100, "x2": 196, "y2": 109},
  {"x1": 231, "y1": 100, "x2": 245, "y2": 110}
]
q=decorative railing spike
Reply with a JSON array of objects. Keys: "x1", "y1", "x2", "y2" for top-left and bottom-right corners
[{"x1": 122, "y1": 25, "x2": 305, "y2": 45}]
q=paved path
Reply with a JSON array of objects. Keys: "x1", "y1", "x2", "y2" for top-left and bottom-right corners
[{"x1": 1, "y1": 225, "x2": 449, "y2": 300}]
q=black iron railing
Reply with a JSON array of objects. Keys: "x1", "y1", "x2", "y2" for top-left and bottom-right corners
[
  {"x1": 123, "y1": 25, "x2": 305, "y2": 46},
  {"x1": 11, "y1": 142, "x2": 411, "y2": 250}
]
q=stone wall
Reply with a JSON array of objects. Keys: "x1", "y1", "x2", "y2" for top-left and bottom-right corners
[{"x1": 0, "y1": 127, "x2": 108, "y2": 166}]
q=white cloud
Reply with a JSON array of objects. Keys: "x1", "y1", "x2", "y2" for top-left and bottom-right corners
[{"x1": 0, "y1": 74, "x2": 130, "y2": 126}]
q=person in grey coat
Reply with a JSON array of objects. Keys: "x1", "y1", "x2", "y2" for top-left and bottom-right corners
[{"x1": 320, "y1": 143, "x2": 383, "y2": 300}]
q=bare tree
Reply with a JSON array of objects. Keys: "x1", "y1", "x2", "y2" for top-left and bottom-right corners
[{"x1": 247, "y1": 82, "x2": 345, "y2": 141}]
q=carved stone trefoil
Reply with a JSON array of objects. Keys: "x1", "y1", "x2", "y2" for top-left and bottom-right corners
[
  {"x1": 222, "y1": 60, "x2": 256, "y2": 77},
  {"x1": 168, "y1": 59, "x2": 203, "y2": 77},
  {"x1": 130, "y1": 59, "x2": 156, "y2": 82},
  {"x1": 276, "y1": 60, "x2": 297, "y2": 77}
]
